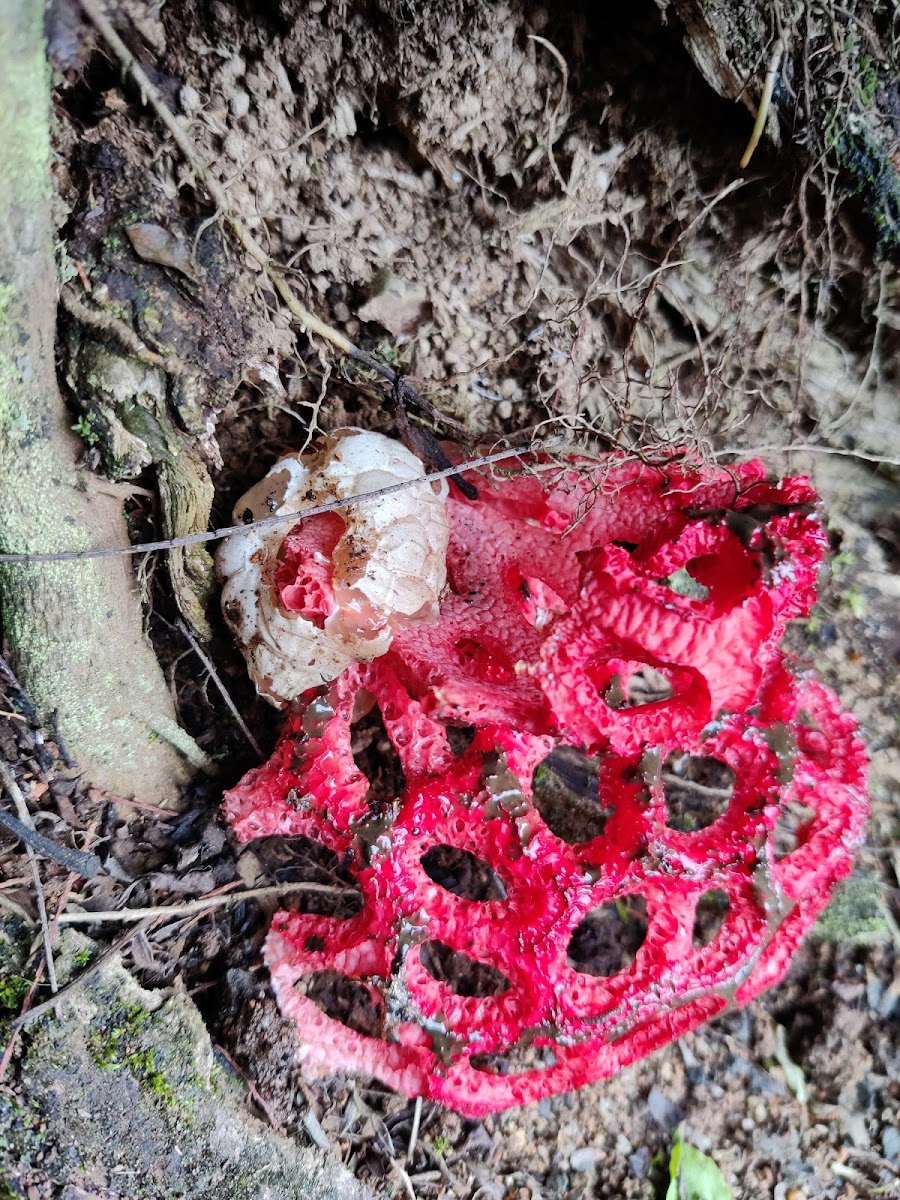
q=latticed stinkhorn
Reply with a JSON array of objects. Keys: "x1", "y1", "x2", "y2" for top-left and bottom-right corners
[{"x1": 219, "y1": 431, "x2": 868, "y2": 1117}]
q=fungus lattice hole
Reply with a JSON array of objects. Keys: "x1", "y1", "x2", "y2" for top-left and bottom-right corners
[
  {"x1": 446, "y1": 724, "x2": 478, "y2": 758},
  {"x1": 470, "y1": 1043, "x2": 558, "y2": 1075},
  {"x1": 297, "y1": 970, "x2": 383, "y2": 1037},
  {"x1": 242, "y1": 836, "x2": 363, "y2": 917},
  {"x1": 601, "y1": 665, "x2": 675, "y2": 709},
  {"x1": 516, "y1": 573, "x2": 568, "y2": 629},
  {"x1": 532, "y1": 746, "x2": 612, "y2": 843},
  {"x1": 567, "y1": 896, "x2": 649, "y2": 977},
  {"x1": 351, "y1": 704, "x2": 406, "y2": 809},
  {"x1": 419, "y1": 940, "x2": 512, "y2": 997},
  {"x1": 663, "y1": 752, "x2": 735, "y2": 831},
  {"x1": 692, "y1": 889, "x2": 731, "y2": 947},
  {"x1": 773, "y1": 798, "x2": 818, "y2": 860},
  {"x1": 455, "y1": 637, "x2": 515, "y2": 683},
  {"x1": 420, "y1": 845, "x2": 508, "y2": 901}
]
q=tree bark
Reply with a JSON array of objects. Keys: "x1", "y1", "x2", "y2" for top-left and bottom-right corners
[
  {"x1": 670, "y1": 0, "x2": 900, "y2": 259},
  {"x1": 0, "y1": 0, "x2": 205, "y2": 806}
]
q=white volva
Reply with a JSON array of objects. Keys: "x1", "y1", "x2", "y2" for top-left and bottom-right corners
[{"x1": 216, "y1": 430, "x2": 450, "y2": 705}]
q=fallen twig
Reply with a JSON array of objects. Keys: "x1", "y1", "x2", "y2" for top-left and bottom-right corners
[
  {"x1": 0, "y1": 871, "x2": 81, "y2": 1078},
  {"x1": 740, "y1": 38, "x2": 785, "y2": 169},
  {"x1": 0, "y1": 809, "x2": 101, "y2": 878},
  {"x1": 55, "y1": 880, "x2": 348, "y2": 925},
  {"x1": 713, "y1": 444, "x2": 900, "y2": 467},
  {"x1": 6, "y1": 917, "x2": 158, "y2": 1033},
  {"x1": 407, "y1": 1095, "x2": 424, "y2": 1163},
  {"x1": 0, "y1": 956, "x2": 47, "y2": 1080},
  {"x1": 0, "y1": 762, "x2": 58, "y2": 992},
  {"x1": 214, "y1": 1042, "x2": 287, "y2": 1134},
  {"x1": 176, "y1": 619, "x2": 264, "y2": 760},
  {"x1": 622, "y1": 178, "x2": 747, "y2": 413},
  {"x1": 661, "y1": 773, "x2": 734, "y2": 801},
  {"x1": 527, "y1": 35, "x2": 571, "y2": 197}
]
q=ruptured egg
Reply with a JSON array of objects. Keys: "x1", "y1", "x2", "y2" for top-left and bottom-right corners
[{"x1": 216, "y1": 429, "x2": 450, "y2": 705}]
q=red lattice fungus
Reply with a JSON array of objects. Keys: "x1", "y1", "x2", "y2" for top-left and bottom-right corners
[{"x1": 224, "y1": 454, "x2": 868, "y2": 1117}]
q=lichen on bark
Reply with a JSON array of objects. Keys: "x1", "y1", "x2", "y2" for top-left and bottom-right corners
[
  {"x1": 0, "y1": 924, "x2": 371, "y2": 1200},
  {"x1": 0, "y1": 0, "x2": 205, "y2": 806},
  {"x1": 669, "y1": 0, "x2": 900, "y2": 257}
]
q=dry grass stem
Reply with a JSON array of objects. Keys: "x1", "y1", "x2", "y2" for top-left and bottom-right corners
[{"x1": 740, "y1": 38, "x2": 786, "y2": 169}]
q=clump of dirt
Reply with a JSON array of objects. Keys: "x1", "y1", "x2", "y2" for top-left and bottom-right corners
[{"x1": 57, "y1": 0, "x2": 898, "y2": 471}]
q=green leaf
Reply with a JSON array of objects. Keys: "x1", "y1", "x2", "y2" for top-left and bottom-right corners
[{"x1": 665, "y1": 1129, "x2": 732, "y2": 1200}]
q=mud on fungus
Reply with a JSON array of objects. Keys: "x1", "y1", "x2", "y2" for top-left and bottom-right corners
[{"x1": 223, "y1": 448, "x2": 868, "y2": 1117}]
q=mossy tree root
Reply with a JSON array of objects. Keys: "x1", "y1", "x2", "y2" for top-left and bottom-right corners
[{"x1": 0, "y1": 0, "x2": 205, "y2": 807}]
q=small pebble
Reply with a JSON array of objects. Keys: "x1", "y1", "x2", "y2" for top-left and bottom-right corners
[
  {"x1": 615, "y1": 1133, "x2": 634, "y2": 1157},
  {"x1": 647, "y1": 1085, "x2": 684, "y2": 1131},
  {"x1": 230, "y1": 89, "x2": 251, "y2": 119},
  {"x1": 569, "y1": 1147, "x2": 601, "y2": 1172},
  {"x1": 882, "y1": 1124, "x2": 900, "y2": 1164},
  {"x1": 628, "y1": 1146, "x2": 651, "y2": 1179}
]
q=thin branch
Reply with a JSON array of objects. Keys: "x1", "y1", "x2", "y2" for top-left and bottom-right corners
[
  {"x1": 527, "y1": 35, "x2": 570, "y2": 196},
  {"x1": 0, "y1": 809, "x2": 101, "y2": 878},
  {"x1": 175, "y1": 619, "x2": 264, "y2": 760},
  {"x1": 740, "y1": 38, "x2": 786, "y2": 169},
  {"x1": 407, "y1": 1095, "x2": 424, "y2": 1162},
  {"x1": 713, "y1": 443, "x2": 900, "y2": 467},
  {"x1": 0, "y1": 862, "x2": 81, "y2": 1078},
  {"x1": 214, "y1": 1042, "x2": 287, "y2": 1133},
  {"x1": 0, "y1": 762, "x2": 58, "y2": 992},
  {"x1": 0, "y1": 445, "x2": 532, "y2": 565},
  {"x1": 661, "y1": 773, "x2": 734, "y2": 800},
  {"x1": 55, "y1": 880, "x2": 348, "y2": 925},
  {"x1": 0, "y1": 955, "x2": 47, "y2": 1079},
  {"x1": 391, "y1": 1162, "x2": 418, "y2": 1200},
  {"x1": 622, "y1": 178, "x2": 747, "y2": 411}
]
